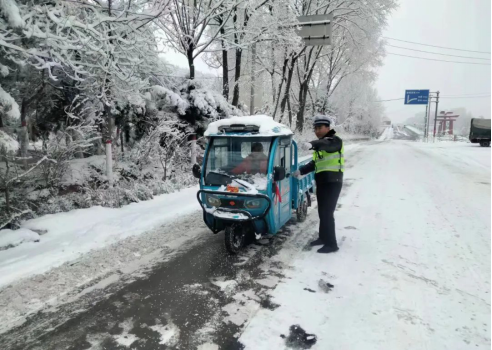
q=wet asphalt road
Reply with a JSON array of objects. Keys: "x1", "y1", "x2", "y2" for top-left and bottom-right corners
[
  {"x1": 1, "y1": 220, "x2": 305, "y2": 350},
  {"x1": 0, "y1": 141, "x2": 367, "y2": 350}
]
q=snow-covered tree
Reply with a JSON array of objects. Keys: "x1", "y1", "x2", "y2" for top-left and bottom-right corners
[{"x1": 160, "y1": 0, "x2": 238, "y2": 80}]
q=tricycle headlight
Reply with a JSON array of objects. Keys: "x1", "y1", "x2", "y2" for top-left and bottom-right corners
[
  {"x1": 207, "y1": 195, "x2": 221, "y2": 207},
  {"x1": 244, "y1": 199, "x2": 263, "y2": 209}
]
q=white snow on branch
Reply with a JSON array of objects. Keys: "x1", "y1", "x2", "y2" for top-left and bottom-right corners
[
  {"x1": 0, "y1": 84, "x2": 20, "y2": 119},
  {"x1": 0, "y1": 129, "x2": 19, "y2": 153},
  {"x1": 152, "y1": 85, "x2": 189, "y2": 115},
  {"x1": 0, "y1": 64, "x2": 8, "y2": 77},
  {"x1": 0, "y1": 0, "x2": 24, "y2": 28}
]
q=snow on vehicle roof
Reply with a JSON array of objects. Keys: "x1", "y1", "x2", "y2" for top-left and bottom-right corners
[
  {"x1": 472, "y1": 118, "x2": 491, "y2": 129},
  {"x1": 204, "y1": 115, "x2": 293, "y2": 137}
]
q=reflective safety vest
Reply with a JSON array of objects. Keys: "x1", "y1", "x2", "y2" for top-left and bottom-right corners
[{"x1": 313, "y1": 143, "x2": 344, "y2": 173}]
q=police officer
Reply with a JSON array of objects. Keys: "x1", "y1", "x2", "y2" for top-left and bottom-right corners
[{"x1": 293, "y1": 116, "x2": 344, "y2": 253}]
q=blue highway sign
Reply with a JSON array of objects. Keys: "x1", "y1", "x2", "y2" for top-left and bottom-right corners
[{"x1": 404, "y1": 90, "x2": 430, "y2": 105}]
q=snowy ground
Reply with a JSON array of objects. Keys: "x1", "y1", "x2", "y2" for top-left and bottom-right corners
[
  {"x1": 0, "y1": 139, "x2": 490, "y2": 350},
  {"x1": 240, "y1": 140, "x2": 491, "y2": 350},
  {"x1": 0, "y1": 186, "x2": 200, "y2": 288}
]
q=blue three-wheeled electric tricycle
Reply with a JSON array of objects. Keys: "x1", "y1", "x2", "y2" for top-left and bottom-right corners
[{"x1": 193, "y1": 116, "x2": 315, "y2": 254}]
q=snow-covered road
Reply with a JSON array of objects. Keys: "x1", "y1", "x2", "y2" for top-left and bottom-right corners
[
  {"x1": 1, "y1": 140, "x2": 489, "y2": 350},
  {"x1": 240, "y1": 140, "x2": 491, "y2": 350}
]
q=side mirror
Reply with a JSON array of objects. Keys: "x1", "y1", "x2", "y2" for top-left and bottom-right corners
[
  {"x1": 273, "y1": 166, "x2": 286, "y2": 182},
  {"x1": 192, "y1": 164, "x2": 201, "y2": 179}
]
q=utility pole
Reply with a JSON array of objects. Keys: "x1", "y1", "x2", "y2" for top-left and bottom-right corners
[
  {"x1": 432, "y1": 91, "x2": 440, "y2": 142},
  {"x1": 424, "y1": 103, "x2": 428, "y2": 142},
  {"x1": 249, "y1": 42, "x2": 256, "y2": 115}
]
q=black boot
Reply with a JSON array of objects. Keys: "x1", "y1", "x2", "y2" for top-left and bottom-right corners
[
  {"x1": 310, "y1": 238, "x2": 324, "y2": 246},
  {"x1": 317, "y1": 245, "x2": 339, "y2": 254}
]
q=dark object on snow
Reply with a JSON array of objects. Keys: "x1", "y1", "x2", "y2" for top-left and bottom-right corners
[
  {"x1": 317, "y1": 245, "x2": 339, "y2": 254},
  {"x1": 260, "y1": 296, "x2": 280, "y2": 310},
  {"x1": 469, "y1": 118, "x2": 491, "y2": 147},
  {"x1": 303, "y1": 288, "x2": 316, "y2": 293},
  {"x1": 318, "y1": 279, "x2": 334, "y2": 293},
  {"x1": 283, "y1": 325, "x2": 317, "y2": 349}
]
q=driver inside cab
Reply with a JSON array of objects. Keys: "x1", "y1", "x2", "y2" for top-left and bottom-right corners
[{"x1": 232, "y1": 142, "x2": 268, "y2": 175}]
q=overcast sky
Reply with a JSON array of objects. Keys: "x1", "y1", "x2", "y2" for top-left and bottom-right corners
[
  {"x1": 163, "y1": 0, "x2": 491, "y2": 124},
  {"x1": 376, "y1": 0, "x2": 491, "y2": 124}
]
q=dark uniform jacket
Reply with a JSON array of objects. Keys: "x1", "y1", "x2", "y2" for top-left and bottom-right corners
[{"x1": 299, "y1": 129, "x2": 343, "y2": 184}]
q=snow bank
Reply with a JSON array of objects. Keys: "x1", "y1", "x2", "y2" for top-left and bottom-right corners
[
  {"x1": 404, "y1": 125, "x2": 424, "y2": 136},
  {"x1": 0, "y1": 185, "x2": 201, "y2": 288},
  {"x1": 204, "y1": 115, "x2": 293, "y2": 137},
  {"x1": 378, "y1": 127, "x2": 394, "y2": 141},
  {"x1": 0, "y1": 129, "x2": 19, "y2": 152},
  {"x1": 0, "y1": 228, "x2": 39, "y2": 250}
]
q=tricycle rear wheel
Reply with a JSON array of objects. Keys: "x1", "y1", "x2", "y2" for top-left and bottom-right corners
[
  {"x1": 225, "y1": 224, "x2": 245, "y2": 254},
  {"x1": 297, "y1": 198, "x2": 308, "y2": 222}
]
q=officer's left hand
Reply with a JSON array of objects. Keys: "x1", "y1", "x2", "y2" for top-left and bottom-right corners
[
  {"x1": 292, "y1": 170, "x2": 301, "y2": 179},
  {"x1": 300, "y1": 142, "x2": 312, "y2": 151}
]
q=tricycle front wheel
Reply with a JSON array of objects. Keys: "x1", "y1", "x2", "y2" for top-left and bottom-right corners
[{"x1": 225, "y1": 224, "x2": 245, "y2": 254}]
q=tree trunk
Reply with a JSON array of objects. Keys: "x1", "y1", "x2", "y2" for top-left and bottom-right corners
[
  {"x1": 249, "y1": 42, "x2": 256, "y2": 114},
  {"x1": 280, "y1": 59, "x2": 296, "y2": 117},
  {"x1": 296, "y1": 82, "x2": 309, "y2": 132},
  {"x1": 219, "y1": 17, "x2": 229, "y2": 100},
  {"x1": 231, "y1": 48, "x2": 242, "y2": 107},
  {"x1": 103, "y1": 105, "x2": 114, "y2": 185},
  {"x1": 19, "y1": 99, "x2": 29, "y2": 164},
  {"x1": 187, "y1": 47, "x2": 195, "y2": 80},
  {"x1": 120, "y1": 128, "x2": 124, "y2": 154},
  {"x1": 287, "y1": 95, "x2": 293, "y2": 127},
  {"x1": 3, "y1": 153, "x2": 11, "y2": 217},
  {"x1": 272, "y1": 56, "x2": 289, "y2": 120}
]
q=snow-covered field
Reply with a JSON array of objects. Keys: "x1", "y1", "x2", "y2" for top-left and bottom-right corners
[{"x1": 240, "y1": 140, "x2": 491, "y2": 349}]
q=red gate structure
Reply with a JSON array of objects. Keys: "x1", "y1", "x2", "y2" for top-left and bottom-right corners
[{"x1": 435, "y1": 111, "x2": 459, "y2": 135}]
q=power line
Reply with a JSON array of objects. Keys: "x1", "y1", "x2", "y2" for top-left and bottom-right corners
[
  {"x1": 440, "y1": 95, "x2": 490, "y2": 99},
  {"x1": 438, "y1": 92, "x2": 490, "y2": 97},
  {"x1": 386, "y1": 44, "x2": 491, "y2": 61},
  {"x1": 374, "y1": 98, "x2": 404, "y2": 102},
  {"x1": 376, "y1": 94, "x2": 491, "y2": 102},
  {"x1": 387, "y1": 52, "x2": 491, "y2": 65},
  {"x1": 384, "y1": 37, "x2": 491, "y2": 54}
]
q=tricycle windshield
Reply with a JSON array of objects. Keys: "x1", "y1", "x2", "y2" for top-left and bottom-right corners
[{"x1": 204, "y1": 137, "x2": 272, "y2": 186}]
